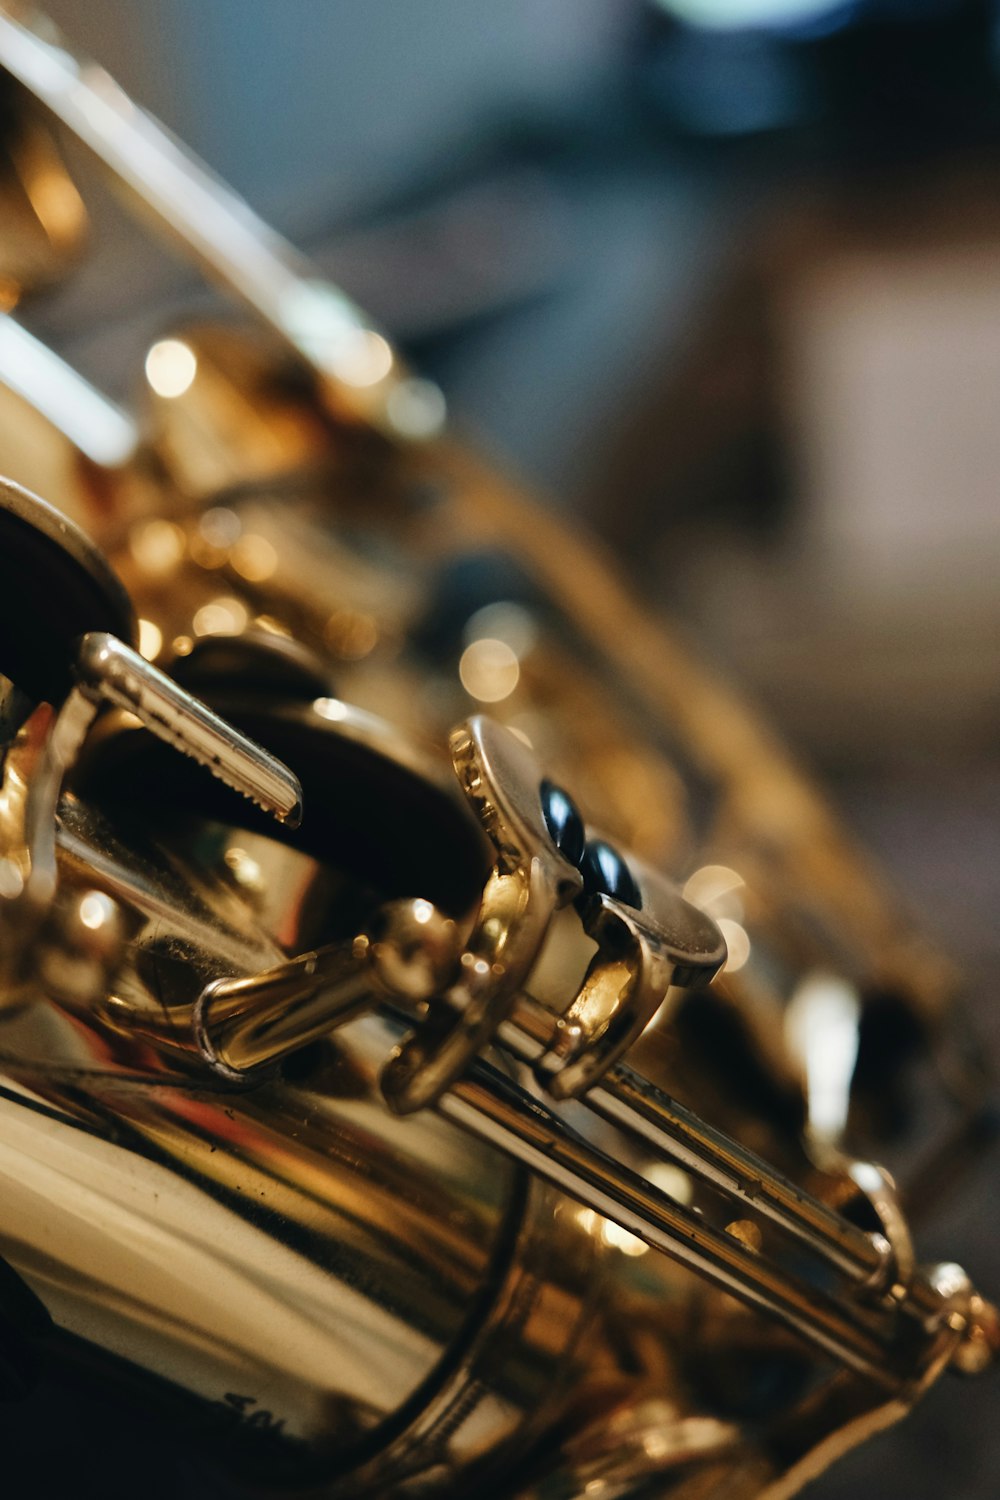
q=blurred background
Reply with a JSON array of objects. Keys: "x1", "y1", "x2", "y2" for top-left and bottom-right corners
[{"x1": 25, "y1": 1, "x2": 1000, "y2": 1495}]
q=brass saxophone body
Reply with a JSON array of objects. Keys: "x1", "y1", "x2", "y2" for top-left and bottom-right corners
[{"x1": 0, "y1": 9, "x2": 993, "y2": 1497}]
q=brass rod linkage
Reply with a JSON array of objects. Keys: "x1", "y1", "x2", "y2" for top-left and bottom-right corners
[
  {"x1": 441, "y1": 1060, "x2": 905, "y2": 1390},
  {"x1": 0, "y1": 8, "x2": 445, "y2": 441},
  {"x1": 506, "y1": 995, "x2": 889, "y2": 1290},
  {"x1": 191, "y1": 916, "x2": 922, "y2": 1385}
]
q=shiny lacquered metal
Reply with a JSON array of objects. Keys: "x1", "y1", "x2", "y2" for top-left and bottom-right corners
[
  {"x1": 74, "y1": 631, "x2": 302, "y2": 828},
  {"x1": 0, "y1": 850, "x2": 582, "y2": 1482},
  {"x1": 0, "y1": 10, "x2": 994, "y2": 1498},
  {"x1": 0, "y1": 479, "x2": 302, "y2": 1010},
  {"x1": 0, "y1": 482, "x2": 301, "y2": 833},
  {"x1": 195, "y1": 899, "x2": 461, "y2": 1079},
  {"x1": 0, "y1": 6, "x2": 445, "y2": 442},
  {"x1": 80, "y1": 700, "x2": 990, "y2": 1396}
]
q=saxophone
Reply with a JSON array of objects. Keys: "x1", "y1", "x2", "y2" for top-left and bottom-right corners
[{"x1": 0, "y1": 8, "x2": 993, "y2": 1497}]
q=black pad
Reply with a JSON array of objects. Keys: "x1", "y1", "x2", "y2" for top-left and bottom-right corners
[
  {"x1": 0, "y1": 482, "x2": 135, "y2": 703},
  {"x1": 79, "y1": 700, "x2": 491, "y2": 918}
]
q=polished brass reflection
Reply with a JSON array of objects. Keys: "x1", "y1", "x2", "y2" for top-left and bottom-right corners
[{"x1": 0, "y1": 8, "x2": 993, "y2": 1498}]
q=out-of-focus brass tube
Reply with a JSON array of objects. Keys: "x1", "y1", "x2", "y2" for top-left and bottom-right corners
[{"x1": 0, "y1": 7, "x2": 444, "y2": 441}]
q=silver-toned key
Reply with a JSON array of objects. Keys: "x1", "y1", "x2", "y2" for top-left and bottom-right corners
[
  {"x1": 0, "y1": 478, "x2": 302, "y2": 827},
  {"x1": 73, "y1": 632, "x2": 302, "y2": 827},
  {"x1": 0, "y1": 479, "x2": 302, "y2": 999}
]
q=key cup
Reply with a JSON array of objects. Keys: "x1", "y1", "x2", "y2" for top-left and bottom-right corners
[{"x1": 0, "y1": 478, "x2": 302, "y2": 1004}]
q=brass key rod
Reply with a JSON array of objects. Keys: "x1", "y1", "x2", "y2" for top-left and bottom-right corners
[
  {"x1": 0, "y1": 10, "x2": 430, "y2": 437},
  {"x1": 443, "y1": 1059, "x2": 908, "y2": 1390},
  {"x1": 505, "y1": 998, "x2": 888, "y2": 1288}
]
